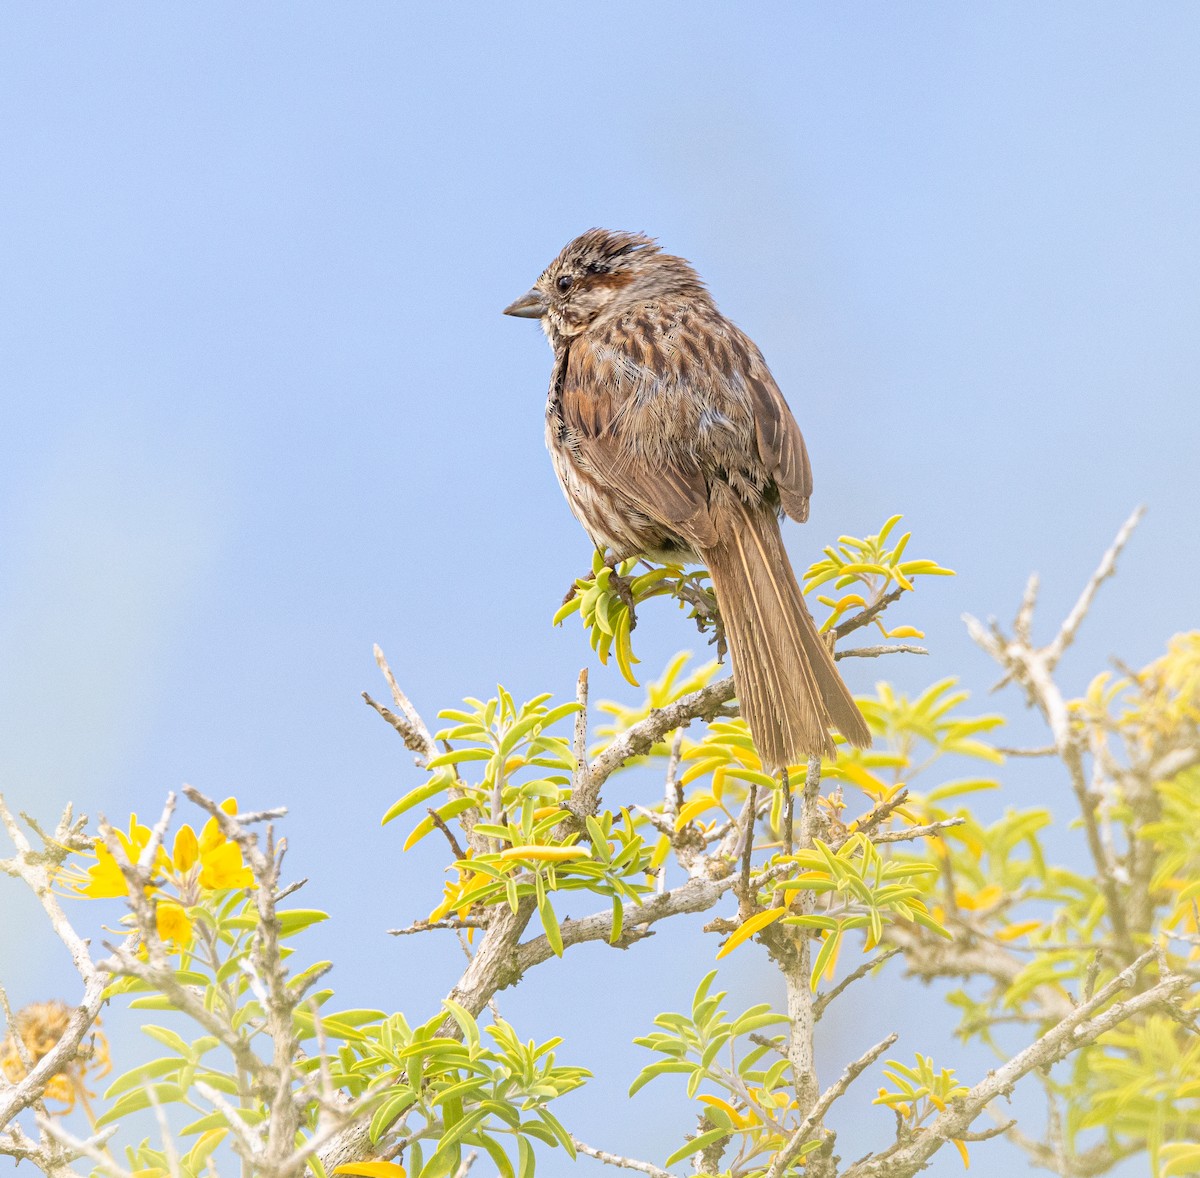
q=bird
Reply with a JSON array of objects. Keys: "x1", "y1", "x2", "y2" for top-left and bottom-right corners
[{"x1": 503, "y1": 229, "x2": 871, "y2": 771}]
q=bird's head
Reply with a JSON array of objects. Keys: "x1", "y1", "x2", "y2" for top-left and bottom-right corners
[{"x1": 503, "y1": 229, "x2": 707, "y2": 345}]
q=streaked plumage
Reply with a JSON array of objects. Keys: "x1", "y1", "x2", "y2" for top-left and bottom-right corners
[{"x1": 504, "y1": 229, "x2": 870, "y2": 769}]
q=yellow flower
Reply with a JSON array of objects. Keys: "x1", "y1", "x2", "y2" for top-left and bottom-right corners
[
  {"x1": 155, "y1": 900, "x2": 193, "y2": 948},
  {"x1": 199, "y1": 797, "x2": 240, "y2": 854},
  {"x1": 199, "y1": 838, "x2": 254, "y2": 890},
  {"x1": 75, "y1": 815, "x2": 160, "y2": 899},
  {"x1": 71, "y1": 800, "x2": 254, "y2": 907},
  {"x1": 172, "y1": 824, "x2": 199, "y2": 873}
]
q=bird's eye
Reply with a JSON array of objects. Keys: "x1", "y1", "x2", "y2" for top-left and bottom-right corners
[{"x1": 556, "y1": 274, "x2": 574, "y2": 292}]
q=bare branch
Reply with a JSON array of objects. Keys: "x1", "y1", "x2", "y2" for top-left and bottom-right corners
[
  {"x1": 388, "y1": 917, "x2": 486, "y2": 937},
  {"x1": 963, "y1": 512, "x2": 1147, "y2": 959},
  {"x1": 763, "y1": 1034, "x2": 898, "y2": 1178},
  {"x1": 587, "y1": 678, "x2": 737, "y2": 788},
  {"x1": 572, "y1": 1139, "x2": 673, "y2": 1178},
  {"x1": 837, "y1": 643, "x2": 927, "y2": 660},
  {"x1": 364, "y1": 642, "x2": 444, "y2": 783},
  {"x1": 565, "y1": 668, "x2": 602, "y2": 824},
  {"x1": 842, "y1": 951, "x2": 1187, "y2": 1178},
  {"x1": 515, "y1": 873, "x2": 740, "y2": 971},
  {"x1": 0, "y1": 798, "x2": 108, "y2": 1131},
  {"x1": 814, "y1": 948, "x2": 902, "y2": 1019},
  {"x1": 1045, "y1": 506, "x2": 1144, "y2": 670},
  {"x1": 833, "y1": 588, "x2": 905, "y2": 641},
  {"x1": 870, "y1": 818, "x2": 965, "y2": 844}
]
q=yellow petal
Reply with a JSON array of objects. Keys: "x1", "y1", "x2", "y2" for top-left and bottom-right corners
[
  {"x1": 334, "y1": 1165, "x2": 407, "y2": 1178},
  {"x1": 76, "y1": 844, "x2": 128, "y2": 899},
  {"x1": 199, "y1": 840, "x2": 254, "y2": 890},
  {"x1": 716, "y1": 908, "x2": 786, "y2": 960},
  {"x1": 497, "y1": 846, "x2": 589, "y2": 862},
  {"x1": 155, "y1": 901, "x2": 193, "y2": 947},
  {"x1": 199, "y1": 799, "x2": 239, "y2": 853},
  {"x1": 172, "y1": 825, "x2": 199, "y2": 873}
]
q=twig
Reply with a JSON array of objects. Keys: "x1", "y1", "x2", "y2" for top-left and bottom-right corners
[
  {"x1": 0, "y1": 798, "x2": 109, "y2": 1130},
  {"x1": 814, "y1": 948, "x2": 902, "y2": 1019},
  {"x1": 572, "y1": 1139, "x2": 672, "y2": 1178},
  {"x1": 389, "y1": 917, "x2": 486, "y2": 937},
  {"x1": 837, "y1": 644, "x2": 927, "y2": 660},
  {"x1": 736, "y1": 785, "x2": 758, "y2": 918},
  {"x1": 763, "y1": 1034, "x2": 898, "y2": 1178},
  {"x1": 963, "y1": 512, "x2": 1146, "y2": 959},
  {"x1": 373, "y1": 645, "x2": 438, "y2": 756},
  {"x1": 565, "y1": 669, "x2": 600, "y2": 823},
  {"x1": 842, "y1": 951, "x2": 1187, "y2": 1178},
  {"x1": 1045, "y1": 506, "x2": 1144, "y2": 670},
  {"x1": 781, "y1": 767, "x2": 794, "y2": 858},
  {"x1": 870, "y1": 818, "x2": 965, "y2": 844},
  {"x1": 426, "y1": 808, "x2": 466, "y2": 860},
  {"x1": 587, "y1": 678, "x2": 737, "y2": 788},
  {"x1": 833, "y1": 588, "x2": 905, "y2": 641},
  {"x1": 35, "y1": 1119, "x2": 123, "y2": 1178},
  {"x1": 845, "y1": 790, "x2": 909, "y2": 843}
]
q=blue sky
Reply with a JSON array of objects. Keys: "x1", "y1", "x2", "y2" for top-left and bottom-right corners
[{"x1": 2, "y1": 6, "x2": 1197, "y2": 1175}]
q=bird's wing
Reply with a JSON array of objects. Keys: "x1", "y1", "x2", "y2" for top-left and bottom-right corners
[
  {"x1": 737, "y1": 333, "x2": 813, "y2": 524},
  {"x1": 553, "y1": 334, "x2": 719, "y2": 549}
]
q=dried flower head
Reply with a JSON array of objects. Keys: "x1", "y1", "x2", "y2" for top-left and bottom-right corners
[{"x1": 0, "y1": 1000, "x2": 110, "y2": 1115}]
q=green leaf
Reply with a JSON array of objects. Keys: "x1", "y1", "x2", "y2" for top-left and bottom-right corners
[
  {"x1": 810, "y1": 928, "x2": 843, "y2": 990},
  {"x1": 538, "y1": 889, "x2": 564, "y2": 957},
  {"x1": 730, "y1": 1009, "x2": 788, "y2": 1037},
  {"x1": 404, "y1": 796, "x2": 476, "y2": 851},
  {"x1": 278, "y1": 909, "x2": 330, "y2": 937},
  {"x1": 610, "y1": 895, "x2": 624, "y2": 944},
  {"x1": 478, "y1": 1133, "x2": 516, "y2": 1178},
  {"x1": 664, "y1": 1128, "x2": 729, "y2": 1169},
  {"x1": 141, "y1": 1025, "x2": 191, "y2": 1056},
  {"x1": 94, "y1": 1083, "x2": 185, "y2": 1128},
  {"x1": 441, "y1": 999, "x2": 481, "y2": 1050},
  {"x1": 429, "y1": 1109, "x2": 489, "y2": 1168},
  {"x1": 103, "y1": 1057, "x2": 183, "y2": 1099},
  {"x1": 517, "y1": 1136, "x2": 535, "y2": 1178},
  {"x1": 629, "y1": 1060, "x2": 693, "y2": 1096},
  {"x1": 368, "y1": 1088, "x2": 419, "y2": 1144},
  {"x1": 382, "y1": 772, "x2": 454, "y2": 825}
]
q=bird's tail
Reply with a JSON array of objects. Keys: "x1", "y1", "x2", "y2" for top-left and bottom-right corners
[{"x1": 701, "y1": 502, "x2": 871, "y2": 771}]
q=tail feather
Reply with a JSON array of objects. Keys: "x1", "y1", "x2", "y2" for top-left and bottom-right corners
[{"x1": 702, "y1": 505, "x2": 871, "y2": 772}]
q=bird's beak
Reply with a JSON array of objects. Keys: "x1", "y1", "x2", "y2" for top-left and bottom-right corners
[{"x1": 503, "y1": 288, "x2": 547, "y2": 319}]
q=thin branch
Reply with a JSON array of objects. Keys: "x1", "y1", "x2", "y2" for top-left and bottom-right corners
[
  {"x1": 844, "y1": 790, "x2": 910, "y2": 843},
  {"x1": 587, "y1": 678, "x2": 737, "y2": 788},
  {"x1": 842, "y1": 951, "x2": 1187, "y2": 1178},
  {"x1": 426, "y1": 808, "x2": 466, "y2": 860},
  {"x1": 833, "y1": 588, "x2": 905, "y2": 641},
  {"x1": 763, "y1": 1034, "x2": 898, "y2": 1178},
  {"x1": 36, "y1": 1120, "x2": 123, "y2": 1178},
  {"x1": 837, "y1": 644, "x2": 927, "y2": 660},
  {"x1": 963, "y1": 512, "x2": 1147, "y2": 959},
  {"x1": 0, "y1": 798, "x2": 108, "y2": 1131},
  {"x1": 735, "y1": 784, "x2": 758, "y2": 918},
  {"x1": 814, "y1": 948, "x2": 902, "y2": 1019},
  {"x1": 1045, "y1": 506, "x2": 1144, "y2": 670},
  {"x1": 572, "y1": 1140, "x2": 672, "y2": 1178},
  {"x1": 388, "y1": 917, "x2": 486, "y2": 937},
  {"x1": 565, "y1": 669, "x2": 601, "y2": 823},
  {"x1": 870, "y1": 818, "x2": 965, "y2": 844}
]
